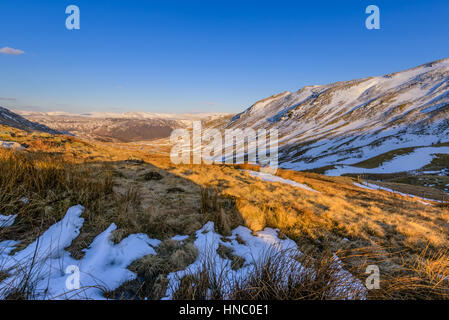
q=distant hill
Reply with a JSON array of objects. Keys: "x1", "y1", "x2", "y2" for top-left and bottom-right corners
[{"x1": 16, "y1": 111, "x2": 232, "y2": 143}]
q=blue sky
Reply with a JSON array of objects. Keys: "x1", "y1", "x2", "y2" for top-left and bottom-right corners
[{"x1": 0, "y1": 0, "x2": 448, "y2": 114}]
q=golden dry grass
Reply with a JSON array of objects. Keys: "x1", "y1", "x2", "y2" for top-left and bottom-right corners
[{"x1": 140, "y1": 160, "x2": 449, "y2": 299}]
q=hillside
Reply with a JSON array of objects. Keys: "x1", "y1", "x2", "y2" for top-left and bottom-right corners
[
  {"x1": 1, "y1": 60, "x2": 449, "y2": 300},
  {"x1": 0, "y1": 107, "x2": 60, "y2": 135},
  {"x1": 0, "y1": 124, "x2": 448, "y2": 299},
  {"x1": 218, "y1": 59, "x2": 449, "y2": 178}
]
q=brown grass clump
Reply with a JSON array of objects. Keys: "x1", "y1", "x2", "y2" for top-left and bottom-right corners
[
  {"x1": 437, "y1": 201, "x2": 449, "y2": 209},
  {"x1": 170, "y1": 248, "x2": 366, "y2": 300},
  {"x1": 216, "y1": 245, "x2": 245, "y2": 271},
  {"x1": 0, "y1": 149, "x2": 114, "y2": 250},
  {"x1": 370, "y1": 247, "x2": 449, "y2": 300},
  {"x1": 200, "y1": 186, "x2": 244, "y2": 236},
  {"x1": 105, "y1": 240, "x2": 198, "y2": 300},
  {"x1": 233, "y1": 251, "x2": 365, "y2": 300}
]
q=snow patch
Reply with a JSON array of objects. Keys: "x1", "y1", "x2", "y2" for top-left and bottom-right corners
[
  {"x1": 354, "y1": 182, "x2": 440, "y2": 204},
  {"x1": 0, "y1": 205, "x2": 161, "y2": 300},
  {"x1": 163, "y1": 222, "x2": 365, "y2": 300},
  {"x1": 171, "y1": 235, "x2": 189, "y2": 242},
  {"x1": 0, "y1": 214, "x2": 17, "y2": 228},
  {"x1": 245, "y1": 170, "x2": 318, "y2": 193},
  {"x1": 0, "y1": 141, "x2": 24, "y2": 150},
  {"x1": 326, "y1": 147, "x2": 449, "y2": 176}
]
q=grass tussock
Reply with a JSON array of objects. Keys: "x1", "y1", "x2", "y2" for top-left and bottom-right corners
[
  {"x1": 371, "y1": 247, "x2": 449, "y2": 300},
  {"x1": 437, "y1": 201, "x2": 449, "y2": 209},
  {"x1": 232, "y1": 251, "x2": 365, "y2": 300},
  {"x1": 0, "y1": 149, "x2": 114, "y2": 250},
  {"x1": 200, "y1": 186, "x2": 244, "y2": 236},
  {"x1": 105, "y1": 239, "x2": 198, "y2": 300},
  {"x1": 170, "y1": 248, "x2": 366, "y2": 300}
]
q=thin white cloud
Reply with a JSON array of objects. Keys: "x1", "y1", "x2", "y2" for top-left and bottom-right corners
[
  {"x1": 0, "y1": 97, "x2": 17, "y2": 101},
  {"x1": 0, "y1": 47, "x2": 25, "y2": 55}
]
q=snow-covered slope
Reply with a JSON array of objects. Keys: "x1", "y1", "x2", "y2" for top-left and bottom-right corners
[{"x1": 223, "y1": 58, "x2": 449, "y2": 174}]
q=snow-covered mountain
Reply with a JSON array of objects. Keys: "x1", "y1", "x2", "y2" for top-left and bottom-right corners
[
  {"x1": 16, "y1": 111, "x2": 231, "y2": 142},
  {"x1": 16, "y1": 110, "x2": 230, "y2": 121},
  {"x1": 0, "y1": 107, "x2": 60, "y2": 134},
  {"x1": 222, "y1": 58, "x2": 449, "y2": 175}
]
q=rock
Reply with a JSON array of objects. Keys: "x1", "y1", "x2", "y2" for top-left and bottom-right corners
[
  {"x1": 142, "y1": 171, "x2": 163, "y2": 181},
  {"x1": 166, "y1": 187, "x2": 185, "y2": 193}
]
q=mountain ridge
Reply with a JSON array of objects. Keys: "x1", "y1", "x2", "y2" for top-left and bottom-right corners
[
  {"x1": 16, "y1": 110, "x2": 233, "y2": 143},
  {"x1": 218, "y1": 58, "x2": 449, "y2": 175}
]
